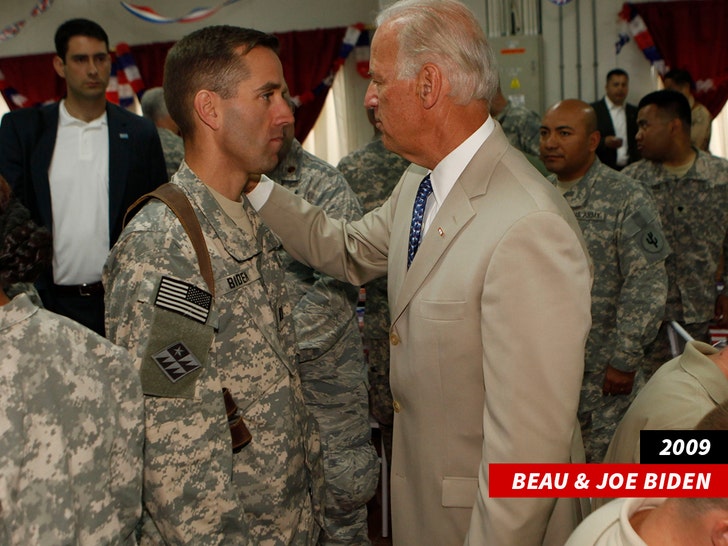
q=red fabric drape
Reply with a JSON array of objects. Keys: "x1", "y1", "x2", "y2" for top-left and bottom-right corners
[
  {"x1": 0, "y1": 51, "x2": 63, "y2": 106},
  {"x1": 277, "y1": 27, "x2": 347, "y2": 142},
  {"x1": 632, "y1": 1, "x2": 728, "y2": 117},
  {"x1": 0, "y1": 28, "x2": 348, "y2": 142}
]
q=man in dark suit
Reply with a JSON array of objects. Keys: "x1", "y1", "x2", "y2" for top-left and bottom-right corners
[
  {"x1": 591, "y1": 68, "x2": 640, "y2": 170},
  {"x1": 0, "y1": 18, "x2": 166, "y2": 335}
]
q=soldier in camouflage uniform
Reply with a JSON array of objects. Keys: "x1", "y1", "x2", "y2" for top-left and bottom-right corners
[
  {"x1": 104, "y1": 27, "x2": 323, "y2": 544},
  {"x1": 267, "y1": 130, "x2": 378, "y2": 545},
  {"x1": 490, "y1": 85, "x2": 548, "y2": 175},
  {"x1": 623, "y1": 90, "x2": 728, "y2": 378},
  {"x1": 540, "y1": 100, "x2": 669, "y2": 462},
  {"x1": 337, "y1": 113, "x2": 411, "y2": 466},
  {"x1": 141, "y1": 87, "x2": 185, "y2": 181},
  {"x1": 0, "y1": 177, "x2": 143, "y2": 545}
]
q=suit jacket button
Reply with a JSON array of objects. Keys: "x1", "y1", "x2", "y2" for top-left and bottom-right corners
[
  {"x1": 393, "y1": 400, "x2": 401, "y2": 413},
  {"x1": 390, "y1": 333, "x2": 400, "y2": 345}
]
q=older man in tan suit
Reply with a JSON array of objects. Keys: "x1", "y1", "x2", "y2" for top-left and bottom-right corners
[{"x1": 247, "y1": 0, "x2": 592, "y2": 544}]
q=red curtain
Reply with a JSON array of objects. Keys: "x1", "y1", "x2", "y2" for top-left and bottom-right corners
[
  {"x1": 632, "y1": 1, "x2": 728, "y2": 117},
  {"x1": 0, "y1": 27, "x2": 349, "y2": 141},
  {"x1": 277, "y1": 27, "x2": 347, "y2": 141}
]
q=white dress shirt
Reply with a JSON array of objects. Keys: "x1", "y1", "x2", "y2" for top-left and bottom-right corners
[{"x1": 606, "y1": 96, "x2": 629, "y2": 167}]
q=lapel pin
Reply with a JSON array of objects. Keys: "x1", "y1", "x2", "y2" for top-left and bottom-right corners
[
  {"x1": 119, "y1": 133, "x2": 129, "y2": 139},
  {"x1": 437, "y1": 227, "x2": 444, "y2": 237}
]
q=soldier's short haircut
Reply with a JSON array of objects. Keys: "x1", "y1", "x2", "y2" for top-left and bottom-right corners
[
  {"x1": 663, "y1": 68, "x2": 694, "y2": 90},
  {"x1": 638, "y1": 89, "x2": 692, "y2": 136},
  {"x1": 163, "y1": 26, "x2": 280, "y2": 139}
]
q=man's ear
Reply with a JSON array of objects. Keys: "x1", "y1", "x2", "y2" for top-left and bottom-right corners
[
  {"x1": 587, "y1": 130, "x2": 601, "y2": 152},
  {"x1": 711, "y1": 516, "x2": 728, "y2": 546},
  {"x1": 418, "y1": 63, "x2": 442, "y2": 110},
  {"x1": 193, "y1": 90, "x2": 219, "y2": 131},
  {"x1": 52, "y1": 56, "x2": 66, "y2": 80}
]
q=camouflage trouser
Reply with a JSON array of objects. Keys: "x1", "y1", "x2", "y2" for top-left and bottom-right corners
[
  {"x1": 642, "y1": 320, "x2": 711, "y2": 381},
  {"x1": 578, "y1": 369, "x2": 645, "y2": 463},
  {"x1": 365, "y1": 337, "x2": 393, "y2": 465},
  {"x1": 299, "y1": 318, "x2": 379, "y2": 546}
]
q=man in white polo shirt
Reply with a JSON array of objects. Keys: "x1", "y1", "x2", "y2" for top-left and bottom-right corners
[{"x1": 0, "y1": 18, "x2": 166, "y2": 335}]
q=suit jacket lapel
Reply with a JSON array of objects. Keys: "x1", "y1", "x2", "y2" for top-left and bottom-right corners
[
  {"x1": 107, "y1": 104, "x2": 131, "y2": 235},
  {"x1": 390, "y1": 125, "x2": 510, "y2": 322},
  {"x1": 29, "y1": 104, "x2": 59, "y2": 231}
]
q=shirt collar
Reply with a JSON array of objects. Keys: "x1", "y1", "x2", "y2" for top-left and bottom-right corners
[
  {"x1": 59, "y1": 99, "x2": 108, "y2": 129},
  {"x1": 605, "y1": 96, "x2": 625, "y2": 111},
  {"x1": 429, "y1": 116, "x2": 495, "y2": 205}
]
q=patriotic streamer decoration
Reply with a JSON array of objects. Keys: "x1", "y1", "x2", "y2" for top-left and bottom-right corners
[
  {"x1": 120, "y1": 0, "x2": 242, "y2": 24},
  {"x1": 291, "y1": 24, "x2": 368, "y2": 109},
  {"x1": 0, "y1": 69, "x2": 30, "y2": 108},
  {"x1": 547, "y1": 0, "x2": 573, "y2": 5},
  {"x1": 106, "y1": 43, "x2": 145, "y2": 108},
  {"x1": 616, "y1": 3, "x2": 666, "y2": 74},
  {"x1": 0, "y1": 0, "x2": 54, "y2": 43}
]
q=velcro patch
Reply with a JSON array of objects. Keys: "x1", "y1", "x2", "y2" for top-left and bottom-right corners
[
  {"x1": 154, "y1": 276, "x2": 211, "y2": 324},
  {"x1": 152, "y1": 341, "x2": 202, "y2": 383}
]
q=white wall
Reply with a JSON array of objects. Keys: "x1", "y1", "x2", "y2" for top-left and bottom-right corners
[
  {"x1": 0, "y1": 0, "x2": 665, "y2": 136},
  {"x1": 0, "y1": 0, "x2": 381, "y2": 56}
]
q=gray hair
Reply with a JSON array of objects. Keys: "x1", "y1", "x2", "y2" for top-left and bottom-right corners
[
  {"x1": 140, "y1": 87, "x2": 168, "y2": 122},
  {"x1": 376, "y1": 0, "x2": 498, "y2": 104}
]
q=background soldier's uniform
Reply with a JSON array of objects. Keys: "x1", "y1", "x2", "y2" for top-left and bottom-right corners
[
  {"x1": 269, "y1": 139, "x2": 378, "y2": 546},
  {"x1": 493, "y1": 100, "x2": 542, "y2": 158},
  {"x1": 623, "y1": 150, "x2": 728, "y2": 376},
  {"x1": 552, "y1": 159, "x2": 669, "y2": 462},
  {"x1": 0, "y1": 292, "x2": 143, "y2": 545},
  {"x1": 156, "y1": 126, "x2": 184, "y2": 181},
  {"x1": 337, "y1": 136, "x2": 411, "y2": 466},
  {"x1": 104, "y1": 163, "x2": 323, "y2": 545}
]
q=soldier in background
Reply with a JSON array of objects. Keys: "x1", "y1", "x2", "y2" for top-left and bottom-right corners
[
  {"x1": 337, "y1": 108, "x2": 410, "y2": 466},
  {"x1": 141, "y1": 86, "x2": 185, "y2": 180},
  {"x1": 663, "y1": 68, "x2": 712, "y2": 151},
  {"x1": 540, "y1": 99, "x2": 669, "y2": 462},
  {"x1": 624, "y1": 90, "x2": 728, "y2": 378},
  {"x1": 0, "y1": 175, "x2": 144, "y2": 545},
  {"x1": 490, "y1": 84, "x2": 542, "y2": 158},
  {"x1": 268, "y1": 124, "x2": 379, "y2": 545},
  {"x1": 104, "y1": 26, "x2": 322, "y2": 543}
]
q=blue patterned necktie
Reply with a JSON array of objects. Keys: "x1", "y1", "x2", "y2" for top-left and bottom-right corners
[{"x1": 407, "y1": 174, "x2": 433, "y2": 268}]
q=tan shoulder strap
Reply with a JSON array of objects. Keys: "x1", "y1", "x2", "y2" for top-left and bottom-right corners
[{"x1": 125, "y1": 183, "x2": 215, "y2": 296}]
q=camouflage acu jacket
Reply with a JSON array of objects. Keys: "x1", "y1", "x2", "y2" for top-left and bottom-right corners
[{"x1": 104, "y1": 163, "x2": 322, "y2": 545}]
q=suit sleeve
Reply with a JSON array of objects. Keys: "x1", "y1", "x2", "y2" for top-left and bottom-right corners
[
  {"x1": 468, "y1": 211, "x2": 591, "y2": 546},
  {"x1": 0, "y1": 113, "x2": 28, "y2": 194},
  {"x1": 259, "y1": 181, "x2": 392, "y2": 286}
]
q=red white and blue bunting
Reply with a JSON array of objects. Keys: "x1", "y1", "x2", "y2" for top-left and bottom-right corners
[
  {"x1": 0, "y1": 69, "x2": 31, "y2": 108},
  {"x1": 291, "y1": 24, "x2": 369, "y2": 109},
  {"x1": 120, "y1": 0, "x2": 243, "y2": 24},
  {"x1": 0, "y1": 0, "x2": 54, "y2": 43},
  {"x1": 106, "y1": 43, "x2": 145, "y2": 107},
  {"x1": 616, "y1": 3, "x2": 666, "y2": 74}
]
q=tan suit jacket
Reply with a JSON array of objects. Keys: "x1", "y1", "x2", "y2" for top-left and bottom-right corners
[{"x1": 258, "y1": 125, "x2": 592, "y2": 545}]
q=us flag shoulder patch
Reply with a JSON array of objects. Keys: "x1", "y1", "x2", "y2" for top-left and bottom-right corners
[
  {"x1": 154, "y1": 276, "x2": 212, "y2": 324},
  {"x1": 152, "y1": 341, "x2": 202, "y2": 383}
]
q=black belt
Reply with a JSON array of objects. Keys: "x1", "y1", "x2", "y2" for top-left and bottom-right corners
[{"x1": 52, "y1": 281, "x2": 104, "y2": 297}]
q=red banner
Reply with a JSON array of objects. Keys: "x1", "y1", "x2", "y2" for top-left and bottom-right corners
[{"x1": 489, "y1": 464, "x2": 728, "y2": 497}]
